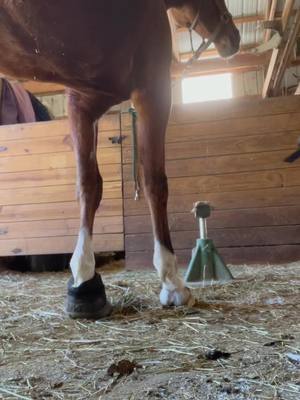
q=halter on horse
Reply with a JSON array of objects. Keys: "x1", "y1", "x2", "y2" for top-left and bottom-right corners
[{"x1": 0, "y1": 0, "x2": 240, "y2": 318}]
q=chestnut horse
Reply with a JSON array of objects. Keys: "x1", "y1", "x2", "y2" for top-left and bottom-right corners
[{"x1": 0, "y1": 0, "x2": 240, "y2": 318}]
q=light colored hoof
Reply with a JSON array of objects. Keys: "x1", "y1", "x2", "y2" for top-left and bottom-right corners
[{"x1": 160, "y1": 286, "x2": 194, "y2": 307}]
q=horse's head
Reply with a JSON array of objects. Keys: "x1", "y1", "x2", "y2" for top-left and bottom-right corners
[{"x1": 167, "y1": 0, "x2": 240, "y2": 58}]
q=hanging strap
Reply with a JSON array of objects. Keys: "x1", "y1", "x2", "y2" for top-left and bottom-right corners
[{"x1": 129, "y1": 107, "x2": 140, "y2": 200}]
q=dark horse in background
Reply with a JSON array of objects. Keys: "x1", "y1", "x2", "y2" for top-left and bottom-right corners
[{"x1": 0, "y1": 0, "x2": 240, "y2": 318}]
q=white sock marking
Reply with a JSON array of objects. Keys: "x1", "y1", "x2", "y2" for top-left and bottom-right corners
[
  {"x1": 153, "y1": 239, "x2": 184, "y2": 291},
  {"x1": 70, "y1": 228, "x2": 95, "y2": 287},
  {"x1": 153, "y1": 239, "x2": 194, "y2": 306}
]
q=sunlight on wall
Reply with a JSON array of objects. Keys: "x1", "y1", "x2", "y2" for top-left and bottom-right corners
[{"x1": 182, "y1": 73, "x2": 233, "y2": 104}]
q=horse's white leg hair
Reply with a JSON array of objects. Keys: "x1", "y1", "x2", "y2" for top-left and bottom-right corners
[
  {"x1": 70, "y1": 228, "x2": 95, "y2": 287},
  {"x1": 153, "y1": 239, "x2": 193, "y2": 306}
]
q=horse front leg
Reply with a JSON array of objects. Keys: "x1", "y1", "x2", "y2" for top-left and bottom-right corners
[
  {"x1": 65, "y1": 91, "x2": 112, "y2": 319},
  {"x1": 131, "y1": 86, "x2": 193, "y2": 307}
]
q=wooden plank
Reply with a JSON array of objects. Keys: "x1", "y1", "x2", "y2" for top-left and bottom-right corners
[
  {"x1": 168, "y1": 10, "x2": 180, "y2": 61},
  {"x1": 273, "y1": 8, "x2": 300, "y2": 94},
  {"x1": 0, "y1": 131, "x2": 120, "y2": 157},
  {"x1": 0, "y1": 147, "x2": 120, "y2": 174},
  {"x1": 0, "y1": 116, "x2": 120, "y2": 142},
  {"x1": 0, "y1": 216, "x2": 123, "y2": 240},
  {"x1": 0, "y1": 181, "x2": 122, "y2": 206},
  {"x1": 123, "y1": 149, "x2": 297, "y2": 182},
  {"x1": 122, "y1": 113, "x2": 300, "y2": 145},
  {"x1": 125, "y1": 225, "x2": 300, "y2": 252},
  {"x1": 263, "y1": 1, "x2": 297, "y2": 97},
  {"x1": 22, "y1": 81, "x2": 65, "y2": 95},
  {"x1": 0, "y1": 199, "x2": 123, "y2": 223},
  {"x1": 121, "y1": 96, "x2": 300, "y2": 129},
  {"x1": 124, "y1": 167, "x2": 300, "y2": 199},
  {"x1": 126, "y1": 244, "x2": 300, "y2": 268},
  {"x1": 122, "y1": 131, "x2": 300, "y2": 162},
  {"x1": 219, "y1": 245, "x2": 300, "y2": 265},
  {"x1": 0, "y1": 233, "x2": 124, "y2": 256},
  {"x1": 180, "y1": 44, "x2": 258, "y2": 62},
  {"x1": 171, "y1": 53, "x2": 269, "y2": 78},
  {"x1": 282, "y1": 0, "x2": 295, "y2": 30},
  {"x1": 265, "y1": 0, "x2": 278, "y2": 42},
  {"x1": 125, "y1": 205, "x2": 300, "y2": 234},
  {"x1": 124, "y1": 186, "x2": 300, "y2": 216},
  {"x1": 0, "y1": 165, "x2": 121, "y2": 190}
]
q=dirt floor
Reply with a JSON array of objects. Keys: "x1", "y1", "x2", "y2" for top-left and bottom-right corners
[{"x1": 0, "y1": 261, "x2": 299, "y2": 400}]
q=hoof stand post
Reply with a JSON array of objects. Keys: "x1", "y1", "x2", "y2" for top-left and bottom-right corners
[{"x1": 184, "y1": 202, "x2": 233, "y2": 287}]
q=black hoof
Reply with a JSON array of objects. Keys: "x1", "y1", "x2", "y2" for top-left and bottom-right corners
[{"x1": 65, "y1": 273, "x2": 112, "y2": 319}]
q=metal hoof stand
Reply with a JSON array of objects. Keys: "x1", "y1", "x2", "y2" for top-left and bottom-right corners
[{"x1": 184, "y1": 202, "x2": 233, "y2": 287}]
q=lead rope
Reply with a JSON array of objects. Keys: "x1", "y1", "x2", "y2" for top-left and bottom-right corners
[{"x1": 129, "y1": 107, "x2": 140, "y2": 201}]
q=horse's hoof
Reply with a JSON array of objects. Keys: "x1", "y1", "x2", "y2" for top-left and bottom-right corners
[
  {"x1": 65, "y1": 273, "x2": 112, "y2": 319},
  {"x1": 160, "y1": 286, "x2": 194, "y2": 307}
]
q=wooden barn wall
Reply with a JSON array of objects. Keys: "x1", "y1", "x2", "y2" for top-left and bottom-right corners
[
  {"x1": 122, "y1": 95, "x2": 300, "y2": 268},
  {"x1": 0, "y1": 114, "x2": 124, "y2": 256}
]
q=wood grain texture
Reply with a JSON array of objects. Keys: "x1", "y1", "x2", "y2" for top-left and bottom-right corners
[
  {"x1": 121, "y1": 95, "x2": 300, "y2": 129},
  {"x1": 125, "y1": 186, "x2": 300, "y2": 216},
  {"x1": 0, "y1": 233, "x2": 124, "y2": 256},
  {"x1": 0, "y1": 199, "x2": 123, "y2": 223},
  {"x1": 124, "y1": 167, "x2": 300, "y2": 198},
  {"x1": 122, "y1": 113, "x2": 300, "y2": 148},
  {"x1": 124, "y1": 150, "x2": 298, "y2": 183},
  {"x1": 126, "y1": 225, "x2": 300, "y2": 253},
  {"x1": 122, "y1": 131, "x2": 300, "y2": 162},
  {"x1": 0, "y1": 181, "x2": 122, "y2": 206},
  {"x1": 0, "y1": 147, "x2": 120, "y2": 174},
  {"x1": 125, "y1": 205, "x2": 300, "y2": 234},
  {"x1": 126, "y1": 244, "x2": 300, "y2": 269},
  {"x1": 0, "y1": 112, "x2": 123, "y2": 256},
  {"x1": 0, "y1": 116, "x2": 121, "y2": 142},
  {"x1": 0, "y1": 216, "x2": 123, "y2": 240},
  {"x1": 0, "y1": 130, "x2": 120, "y2": 157},
  {"x1": 0, "y1": 165, "x2": 121, "y2": 190}
]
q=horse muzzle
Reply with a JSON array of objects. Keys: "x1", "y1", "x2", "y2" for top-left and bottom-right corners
[{"x1": 215, "y1": 25, "x2": 241, "y2": 58}]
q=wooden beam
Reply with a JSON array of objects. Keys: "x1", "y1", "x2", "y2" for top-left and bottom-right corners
[
  {"x1": 282, "y1": 0, "x2": 295, "y2": 30},
  {"x1": 177, "y1": 14, "x2": 265, "y2": 34},
  {"x1": 167, "y1": 10, "x2": 181, "y2": 62},
  {"x1": 172, "y1": 53, "x2": 270, "y2": 78},
  {"x1": 179, "y1": 43, "x2": 259, "y2": 62},
  {"x1": 262, "y1": 0, "x2": 297, "y2": 97},
  {"x1": 262, "y1": 49, "x2": 279, "y2": 98},
  {"x1": 265, "y1": 0, "x2": 278, "y2": 42},
  {"x1": 273, "y1": 8, "x2": 300, "y2": 95},
  {"x1": 22, "y1": 80, "x2": 65, "y2": 95}
]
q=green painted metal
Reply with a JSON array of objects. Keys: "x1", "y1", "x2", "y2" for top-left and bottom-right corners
[{"x1": 184, "y1": 202, "x2": 233, "y2": 287}]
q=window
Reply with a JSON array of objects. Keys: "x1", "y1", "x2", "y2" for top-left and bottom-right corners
[{"x1": 182, "y1": 73, "x2": 233, "y2": 104}]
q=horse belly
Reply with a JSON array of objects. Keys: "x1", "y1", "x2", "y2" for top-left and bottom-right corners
[{"x1": 0, "y1": 0, "x2": 155, "y2": 93}]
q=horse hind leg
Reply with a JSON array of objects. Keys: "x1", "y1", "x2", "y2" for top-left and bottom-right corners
[
  {"x1": 131, "y1": 85, "x2": 193, "y2": 307},
  {"x1": 65, "y1": 90, "x2": 112, "y2": 319}
]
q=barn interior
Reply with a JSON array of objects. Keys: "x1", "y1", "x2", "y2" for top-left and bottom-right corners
[{"x1": 0, "y1": 1, "x2": 300, "y2": 399}]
